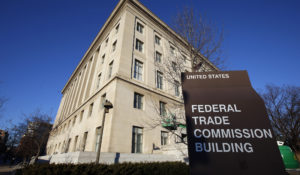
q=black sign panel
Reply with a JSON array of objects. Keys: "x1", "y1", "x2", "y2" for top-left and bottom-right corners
[{"x1": 181, "y1": 71, "x2": 285, "y2": 175}]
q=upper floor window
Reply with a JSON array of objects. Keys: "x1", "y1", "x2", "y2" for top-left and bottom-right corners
[
  {"x1": 80, "y1": 110, "x2": 84, "y2": 122},
  {"x1": 170, "y1": 46, "x2": 175, "y2": 55},
  {"x1": 134, "y1": 60, "x2": 143, "y2": 81},
  {"x1": 155, "y1": 51, "x2": 162, "y2": 63},
  {"x1": 115, "y1": 24, "x2": 119, "y2": 34},
  {"x1": 136, "y1": 22, "x2": 144, "y2": 34},
  {"x1": 105, "y1": 38, "x2": 109, "y2": 47},
  {"x1": 134, "y1": 92, "x2": 143, "y2": 109},
  {"x1": 97, "y1": 73, "x2": 101, "y2": 89},
  {"x1": 159, "y1": 101, "x2": 166, "y2": 116},
  {"x1": 183, "y1": 55, "x2": 187, "y2": 63},
  {"x1": 89, "y1": 103, "x2": 94, "y2": 117},
  {"x1": 155, "y1": 35, "x2": 161, "y2": 45},
  {"x1": 102, "y1": 54, "x2": 105, "y2": 64},
  {"x1": 172, "y1": 62, "x2": 177, "y2": 72},
  {"x1": 156, "y1": 71, "x2": 163, "y2": 89},
  {"x1": 135, "y1": 39, "x2": 143, "y2": 52},
  {"x1": 108, "y1": 61, "x2": 114, "y2": 79},
  {"x1": 174, "y1": 80, "x2": 180, "y2": 97},
  {"x1": 112, "y1": 40, "x2": 117, "y2": 52}
]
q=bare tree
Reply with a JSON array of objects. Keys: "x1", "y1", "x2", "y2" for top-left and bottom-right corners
[
  {"x1": 150, "y1": 7, "x2": 224, "y2": 146},
  {"x1": 10, "y1": 110, "x2": 53, "y2": 163},
  {"x1": 260, "y1": 85, "x2": 300, "y2": 151}
]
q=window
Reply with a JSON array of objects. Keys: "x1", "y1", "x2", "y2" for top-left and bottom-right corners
[
  {"x1": 89, "y1": 103, "x2": 94, "y2": 117},
  {"x1": 66, "y1": 138, "x2": 71, "y2": 153},
  {"x1": 159, "y1": 101, "x2": 166, "y2": 116},
  {"x1": 115, "y1": 24, "x2": 119, "y2": 34},
  {"x1": 155, "y1": 35, "x2": 161, "y2": 45},
  {"x1": 73, "y1": 116, "x2": 77, "y2": 126},
  {"x1": 134, "y1": 92, "x2": 143, "y2": 109},
  {"x1": 172, "y1": 62, "x2": 177, "y2": 72},
  {"x1": 135, "y1": 39, "x2": 143, "y2": 52},
  {"x1": 134, "y1": 60, "x2": 143, "y2": 80},
  {"x1": 102, "y1": 54, "x2": 105, "y2": 64},
  {"x1": 95, "y1": 127, "x2": 101, "y2": 152},
  {"x1": 170, "y1": 46, "x2": 175, "y2": 55},
  {"x1": 101, "y1": 94, "x2": 106, "y2": 109},
  {"x1": 105, "y1": 38, "x2": 109, "y2": 47},
  {"x1": 82, "y1": 132, "x2": 88, "y2": 151},
  {"x1": 174, "y1": 80, "x2": 180, "y2": 97},
  {"x1": 112, "y1": 40, "x2": 117, "y2": 52},
  {"x1": 136, "y1": 22, "x2": 144, "y2": 33},
  {"x1": 132, "y1": 126, "x2": 143, "y2": 153},
  {"x1": 108, "y1": 61, "x2": 113, "y2": 78},
  {"x1": 155, "y1": 51, "x2": 162, "y2": 63},
  {"x1": 73, "y1": 135, "x2": 78, "y2": 152},
  {"x1": 183, "y1": 55, "x2": 187, "y2": 63},
  {"x1": 68, "y1": 120, "x2": 71, "y2": 128},
  {"x1": 80, "y1": 110, "x2": 84, "y2": 122},
  {"x1": 161, "y1": 131, "x2": 168, "y2": 145},
  {"x1": 156, "y1": 71, "x2": 163, "y2": 89},
  {"x1": 97, "y1": 73, "x2": 101, "y2": 89}
]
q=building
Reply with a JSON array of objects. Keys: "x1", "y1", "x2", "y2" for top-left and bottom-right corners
[
  {"x1": 0, "y1": 130, "x2": 8, "y2": 153},
  {"x1": 45, "y1": 0, "x2": 217, "y2": 163}
]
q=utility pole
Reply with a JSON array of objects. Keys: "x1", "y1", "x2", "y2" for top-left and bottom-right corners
[{"x1": 95, "y1": 100, "x2": 113, "y2": 164}]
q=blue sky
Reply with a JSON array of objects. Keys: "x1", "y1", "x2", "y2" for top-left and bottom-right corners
[{"x1": 0, "y1": 0, "x2": 299, "y2": 127}]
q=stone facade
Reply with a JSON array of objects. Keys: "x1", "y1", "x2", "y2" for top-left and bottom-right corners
[{"x1": 46, "y1": 0, "x2": 216, "y2": 163}]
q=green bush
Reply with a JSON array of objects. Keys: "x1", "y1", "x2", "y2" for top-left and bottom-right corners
[{"x1": 15, "y1": 162, "x2": 189, "y2": 175}]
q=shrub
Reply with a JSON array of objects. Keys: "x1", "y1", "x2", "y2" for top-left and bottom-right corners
[{"x1": 15, "y1": 162, "x2": 189, "y2": 175}]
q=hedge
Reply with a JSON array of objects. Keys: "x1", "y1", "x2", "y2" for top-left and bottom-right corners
[{"x1": 15, "y1": 162, "x2": 189, "y2": 175}]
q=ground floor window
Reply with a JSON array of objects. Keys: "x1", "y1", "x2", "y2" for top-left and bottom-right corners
[{"x1": 132, "y1": 126, "x2": 143, "y2": 153}]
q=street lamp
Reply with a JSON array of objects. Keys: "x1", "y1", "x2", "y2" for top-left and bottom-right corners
[{"x1": 95, "y1": 100, "x2": 113, "y2": 164}]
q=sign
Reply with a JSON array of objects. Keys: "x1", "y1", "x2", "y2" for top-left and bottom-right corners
[{"x1": 181, "y1": 71, "x2": 286, "y2": 175}]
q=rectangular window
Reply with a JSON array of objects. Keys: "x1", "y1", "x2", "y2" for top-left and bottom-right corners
[
  {"x1": 73, "y1": 135, "x2": 78, "y2": 152},
  {"x1": 97, "y1": 73, "x2": 101, "y2": 89},
  {"x1": 170, "y1": 46, "x2": 175, "y2": 55},
  {"x1": 136, "y1": 22, "x2": 144, "y2": 34},
  {"x1": 132, "y1": 126, "x2": 143, "y2": 153},
  {"x1": 73, "y1": 116, "x2": 77, "y2": 126},
  {"x1": 134, "y1": 60, "x2": 143, "y2": 80},
  {"x1": 174, "y1": 80, "x2": 180, "y2": 97},
  {"x1": 89, "y1": 103, "x2": 94, "y2": 117},
  {"x1": 135, "y1": 39, "x2": 143, "y2": 52},
  {"x1": 108, "y1": 61, "x2": 113, "y2": 78},
  {"x1": 161, "y1": 131, "x2": 168, "y2": 145},
  {"x1": 105, "y1": 38, "x2": 109, "y2": 47},
  {"x1": 80, "y1": 110, "x2": 84, "y2": 122},
  {"x1": 102, "y1": 54, "x2": 105, "y2": 64},
  {"x1": 101, "y1": 94, "x2": 106, "y2": 109},
  {"x1": 66, "y1": 138, "x2": 71, "y2": 153},
  {"x1": 95, "y1": 126, "x2": 101, "y2": 152},
  {"x1": 134, "y1": 92, "x2": 143, "y2": 109},
  {"x1": 155, "y1": 51, "x2": 162, "y2": 63},
  {"x1": 112, "y1": 40, "x2": 117, "y2": 52},
  {"x1": 115, "y1": 24, "x2": 119, "y2": 34},
  {"x1": 156, "y1": 71, "x2": 163, "y2": 89},
  {"x1": 183, "y1": 55, "x2": 187, "y2": 63},
  {"x1": 155, "y1": 35, "x2": 161, "y2": 45},
  {"x1": 82, "y1": 132, "x2": 88, "y2": 151},
  {"x1": 172, "y1": 62, "x2": 177, "y2": 72},
  {"x1": 159, "y1": 101, "x2": 166, "y2": 116}
]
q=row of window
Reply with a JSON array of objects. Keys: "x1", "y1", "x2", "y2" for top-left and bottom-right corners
[
  {"x1": 133, "y1": 92, "x2": 167, "y2": 116},
  {"x1": 133, "y1": 59, "x2": 180, "y2": 96},
  {"x1": 48, "y1": 126, "x2": 168, "y2": 154}
]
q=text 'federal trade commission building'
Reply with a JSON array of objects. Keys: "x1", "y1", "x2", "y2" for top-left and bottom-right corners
[{"x1": 45, "y1": 0, "x2": 217, "y2": 164}]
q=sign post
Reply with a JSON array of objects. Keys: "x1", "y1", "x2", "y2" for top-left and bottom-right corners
[{"x1": 181, "y1": 71, "x2": 286, "y2": 175}]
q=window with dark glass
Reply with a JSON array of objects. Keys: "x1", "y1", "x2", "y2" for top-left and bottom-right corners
[
  {"x1": 134, "y1": 60, "x2": 143, "y2": 80},
  {"x1": 132, "y1": 126, "x2": 143, "y2": 153},
  {"x1": 155, "y1": 51, "x2": 162, "y2": 63},
  {"x1": 159, "y1": 101, "x2": 166, "y2": 116},
  {"x1": 136, "y1": 22, "x2": 144, "y2": 33},
  {"x1": 134, "y1": 92, "x2": 143, "y2": 109},
  {"x1": 135, "y1": 39, "x2": 143, "y2": 52},
  {"x1": 155, "y1": 35, "x2": 161, "y2": 45},
  {"x1": 156, "y1": 71, "x2": 163, "y2": 89}
]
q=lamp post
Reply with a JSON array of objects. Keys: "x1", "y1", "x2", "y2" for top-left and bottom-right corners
[{"x1": 95, "y1": 99, "x2": 113, "y2": 164}]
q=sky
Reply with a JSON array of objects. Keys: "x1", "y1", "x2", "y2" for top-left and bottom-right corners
[{"x1": 0, "y1": 0, "x2": 299, "y2": 128}]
